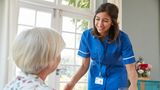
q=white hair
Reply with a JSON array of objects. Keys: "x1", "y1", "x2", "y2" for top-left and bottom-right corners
[{"x1": 12, "y1": 27, "x2": 65, "y2": 74}]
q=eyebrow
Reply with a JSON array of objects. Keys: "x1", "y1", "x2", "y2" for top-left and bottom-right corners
[{"x1": 95, "y1": 16, "x2": 110, "y2": 20}]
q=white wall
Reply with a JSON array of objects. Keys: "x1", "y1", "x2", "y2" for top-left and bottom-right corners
[{"x1": 122, "y1": 0, "x2": 160, "y2": 80}]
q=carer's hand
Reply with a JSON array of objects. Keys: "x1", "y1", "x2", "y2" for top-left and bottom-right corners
[
  {"x1": 64, "y1": 82, "x2": 74, "y2": 90},
  {"x1": 129, "y1": 84, "x2": 137, "y2": 90}
]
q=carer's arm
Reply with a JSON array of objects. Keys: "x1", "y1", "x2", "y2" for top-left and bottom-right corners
[
  {"x1": 126, "y1": 63, "x2": 138, "y2": 90},
  {"x1": 64, "y1": 57, "x2": 90, "y2": 90}
]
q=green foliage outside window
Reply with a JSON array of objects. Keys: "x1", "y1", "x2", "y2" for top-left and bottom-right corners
[
  {"x1": 66, "y1": 0, "x2": 90, "y2": 32},
  {"x1": 67, "y1": 0, "x2": 90, "y2": 8}
]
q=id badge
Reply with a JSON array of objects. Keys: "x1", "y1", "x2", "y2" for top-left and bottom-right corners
[{"x1": 95, "y1": 77, "x2": 103, "y2": 85}]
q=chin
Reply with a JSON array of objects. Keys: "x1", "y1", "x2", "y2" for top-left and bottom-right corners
[{"x1": 98, "y1": 30, "x2": 104, "y2": 34}]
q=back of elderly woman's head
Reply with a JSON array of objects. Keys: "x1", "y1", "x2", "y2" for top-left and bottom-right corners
[{"x1": 12, "y1": 27, "x2": 65, "y2": 74}]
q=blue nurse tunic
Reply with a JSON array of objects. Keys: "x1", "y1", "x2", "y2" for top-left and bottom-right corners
[{"x1": 78, "y1": 28, "x2": 136, "y2": 90}]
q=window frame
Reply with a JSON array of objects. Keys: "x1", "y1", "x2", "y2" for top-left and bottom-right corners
[{"x1": 18, "y1": 0, "x2": 95, "y2": 89}]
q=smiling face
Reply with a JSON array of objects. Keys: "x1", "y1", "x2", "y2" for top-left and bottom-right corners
[{"x1": 95, "y1": 12, "x2": 112, "y2": 37}]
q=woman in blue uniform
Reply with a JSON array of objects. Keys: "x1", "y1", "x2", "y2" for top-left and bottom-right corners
[{"x1": 64, "y1": 3, "x2": 138, "y2": 90}]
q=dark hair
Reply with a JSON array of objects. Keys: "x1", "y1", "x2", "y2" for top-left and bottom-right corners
[{"x1": 92, "y1": 3, "x2": 119, "y2": 43}]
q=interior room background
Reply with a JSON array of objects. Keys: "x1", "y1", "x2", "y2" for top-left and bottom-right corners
[{"x1": 0, "y1": 0, "x2": 159, "y2": 90}]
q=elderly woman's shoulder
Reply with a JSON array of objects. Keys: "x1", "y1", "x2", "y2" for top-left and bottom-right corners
[{"x1": 3, "y1": 75, "x2": 56, "y2": 90}]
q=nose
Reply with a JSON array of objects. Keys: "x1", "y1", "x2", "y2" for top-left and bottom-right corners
[{"x1": 98, "y1": 20, "x2": 103, "y2": 27}]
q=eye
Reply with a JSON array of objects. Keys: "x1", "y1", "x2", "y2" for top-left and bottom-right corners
[
  {"x1": 103, "y1": 19, "x2": 112, "y2": 23},
  {"x1": 95, "y1": 18, "x2": 100, "y2": 21},
  {"x1": 103, "y1": 20, "x2": 110, "y2": 22}
]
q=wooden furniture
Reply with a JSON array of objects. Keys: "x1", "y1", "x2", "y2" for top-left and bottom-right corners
[{"x1": 138, "y1": 79, "x2": 160, "y2": 90}]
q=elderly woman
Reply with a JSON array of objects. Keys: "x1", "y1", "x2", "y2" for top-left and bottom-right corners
[{"x1": 4, "y1": 27, "x2": 65, "y2": 90}]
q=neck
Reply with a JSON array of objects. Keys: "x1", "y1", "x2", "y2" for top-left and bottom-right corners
[
  {"x1": 99, "y1": 31, "x2": 108, "y2": 37},
  {"x1": 99, "y1": 33, "x2": 108, "y2": 41},
  {"x1": 38, "y1": 70, "x2": 48, "y2": 81}
]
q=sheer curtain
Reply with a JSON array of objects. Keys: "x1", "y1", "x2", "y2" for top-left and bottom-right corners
[{"x1": 0, "y1": 0, "x2": 18, "y2": 89}]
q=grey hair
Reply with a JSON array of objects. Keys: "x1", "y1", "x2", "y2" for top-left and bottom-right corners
[{"x1": 12, "y1": 27, "x2": 65, "y2": 74}]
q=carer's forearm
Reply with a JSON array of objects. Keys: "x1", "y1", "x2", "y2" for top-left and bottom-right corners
[
  {"x1": 70, "y1": 64, "x2": 88, "y2": 85},
  {"x1": 126, "y1": 63, "x2": 138, "y2": 88},
  {"x1": 128, "y1": 68, "x2": 138, "y2": 86},
  {"x1": 69, "y1": 58, "x2": 90, "y2": 86}
]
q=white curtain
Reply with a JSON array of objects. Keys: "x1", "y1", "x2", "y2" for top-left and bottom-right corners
[{"x1": 0, "y1": 0, "x2": 18, "y2": 89}]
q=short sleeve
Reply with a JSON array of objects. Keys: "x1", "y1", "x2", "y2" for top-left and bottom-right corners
[
  {"x1": 78, "y1": 31, "x2": 90, "y2": 58},
  {"x1": 121, "y1": 32, "x2": 136, "y2": 64}
]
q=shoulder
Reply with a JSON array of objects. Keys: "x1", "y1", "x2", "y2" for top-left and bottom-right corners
[
  {"x1": 119, "y1": 30, "x2": 130, "y2": 40},
  {"x1": 21, "y1": 80, "x2": 54, "y2": 90},
  {"x1": 35, "y1": 85, "x2": 55, "y2": 90},
  {"x1": 119, "y1": 30, "x2": 129, "y2": 37},
  {"x1": 118, "y1": 30, "x2": 133, "y2": 46},
  {"x1": 3, "y1": 77, "x2": 20, "y2": 90},
  {"x1": 3, "y1": 74, "x2": 55, "y2": 90},
  {"x1": 21, "y1": 86, "x2": 54, "y2": 90},
  {"x1": 82, "y1": 28, "x2": 92, "y2": 35},
  {"x1": 25, "y1": 77, "x2": 54, "y2": 90},
  {"x1": 81, "y1": 28, "x2": 93, "y2": 39}
]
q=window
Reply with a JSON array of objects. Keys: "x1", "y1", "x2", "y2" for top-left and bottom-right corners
[
  {"x1": 18, "y1": 3, "x2": 53, "y2": 34},
  {"x1": 59, "y1": 14, "x2": 90, "y2": 90},
  {"x1": 107, "y1": 0, "x2": 122, "y2": 29},
  {"x1": 18, "y1": 0, "x2": 95, "y2": 90},
  {"x1": 61, "y1": 0, "x2": 90, "y2": 9}
]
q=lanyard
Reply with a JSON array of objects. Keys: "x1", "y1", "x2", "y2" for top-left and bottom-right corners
[
  {"x1": 97, "y1": 48, "x2": 102, "y2": 77},
  {"x1": 97, "y1": 38, "x2": 108, "y2": 77},
  {"x1": 97, "y1": 41, "x2": 105, "y2": 77}
]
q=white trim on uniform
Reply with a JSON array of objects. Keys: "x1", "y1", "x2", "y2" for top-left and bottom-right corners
[
  {"x1": 123, "y1": 56, "x2": 134, "y2": 60},
  {"x1": 78, "y1": 50, "x2": 90, "y2": 55}
]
